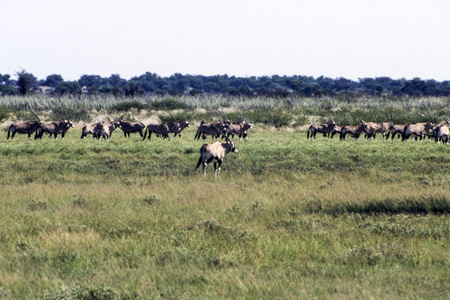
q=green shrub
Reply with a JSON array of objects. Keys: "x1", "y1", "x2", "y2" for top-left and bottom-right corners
[
  {"x1": 110, "y1": 100, "x2": 146, "y2": 112},
  {"x1": 247, "y1": 109, "x2": 293, "y2": 128},
  {"x1": 0, "y1": 105, "x2": 11, "y2": 122},
  {"x1": 150, "y1": 98, "x2": 189, "y2": 111}
]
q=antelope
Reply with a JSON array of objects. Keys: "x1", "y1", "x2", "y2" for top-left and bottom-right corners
[
  {"x1": 7, "y1": 111, "x2": 41, "y2": 139},
  {"x1": 118, "y1": 116, "x2": 145, "y2": 138},
  {"x1": 402, "y1": 122, "x2": 435, "y2": 142},
  {"x1": 142, "y1": 123, "x2": 177, "y2": 141},
  {"x1": 194, "y1": 138, "x2": 238, "y2": 176},
  {"x1": 93, "y1": 119, "x2": 121, "y2": 140},
  {"x1": 340, "y1": 119, "x2": 368, "y2": 141},
  {"x1": 35, "y1": 112, "x2": 74, "y2": 139},
  {"x1": 226, "y1": 121, "x2": 252, "y2": 140},
  {"x1": 389, "y1": 124, "x2": 407, "y2": 140},
  {"x1": 307, "y1": 119, "x2": 336, "y2": 139},
  {"x1": 433, "y1": 123, "x2": 450, "y2": 144},
  {"x1": 194, "y1": 121, "x2": 228, "y2": 141},
  {"x1": 81, "y1": 122, "x2": 102, "y2": 139},
  {"x1": 170, "y1": 120, "x2": 190, "y2": 139},
  {"x1": 329, "y1": 125, "x2": 342, "y2": 138}
]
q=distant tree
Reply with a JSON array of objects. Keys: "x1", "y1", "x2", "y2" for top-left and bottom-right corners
[
  {"x1": 45, "y1": 74, "x2": 64, "y2": 88},
  {"x1": 54, "y1": 81, "x2": 81, "y2": 95},
  {"x1": 16, "y1": 69, "x2": 37, "y2": 95}
]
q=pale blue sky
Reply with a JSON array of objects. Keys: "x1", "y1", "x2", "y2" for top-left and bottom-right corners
[{"x1": 1, "y1": 0, "x2": 449, "y2": 81}]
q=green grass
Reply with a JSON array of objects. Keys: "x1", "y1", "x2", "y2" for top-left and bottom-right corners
[{"x1": 0, "y1": 127, "x2": 449, "y2": 299}]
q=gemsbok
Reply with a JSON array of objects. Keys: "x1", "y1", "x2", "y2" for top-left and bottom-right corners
[
  {"x1": 194, "y1": 137, "x2": 238, "y2": 176},
  {"x1": 93, "y1": 119, "x2": 121, "y2": 140},
  {"x1": 194, "y1": 121, "x2": 228, "y2": 141},
  {"x1": 35, "y1": 115, "x2": 74, "y2": 139},
  {"x1": 81, "y1": 122, "x2": 102, "y2": 139},
  {"x1": 118, "y1": 116, "x2": 145, "y2": 138},
  {"x1": 226, "y1": 120, "x2": 252, "y2": 140},
  {"x1": 7, "y1": 111, "x2": 41, "y2": 139},
  {"x1": 340, "y1": 120, "x2": 368, "y2": 141},
  {"x1": 402, "y1": 122, "x2": 435, "y2": 142},
  {"x1": 307, "y1": 119, "x2": 336, "y2": 139},
  {"x1": 433, "y1": 123, "x2": 450, "y2": 144},
  {"x1": 142, "y1": 123, "x2": 178, "y2": 141}
]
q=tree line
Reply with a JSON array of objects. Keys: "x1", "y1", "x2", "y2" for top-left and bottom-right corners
[{"x1": 1, "y1": 70, "x2": 449, "y2": 98}]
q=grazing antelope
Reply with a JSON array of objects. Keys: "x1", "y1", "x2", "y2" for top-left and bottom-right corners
[
  {"x1": 142, "y1": 123, "x2": 177, "y2": 141},
  {"x1": 226, "y1": 121, "x2": 252, "y2": 140},
  {"x1": 340, "y1": 121, "x2": 368, "y2": 141},
  {"x1": 307, "y1": 120, "x2": 336, "y2": 139},
  {"x1": 194, "y1": 121, "x2": 227, "y2": 141},
  {"x1": 7, "y1": 111, "x2": 42, "y2": 139},
  {"x1": 402, "y1": 122, "x2": 435, "y2": 142},
  {"x1": 194, "y1": 139, "x2": 238, "y2": 176},
  {"x1": 118, "y1": 116, "x2": 145, "y2": 138}
]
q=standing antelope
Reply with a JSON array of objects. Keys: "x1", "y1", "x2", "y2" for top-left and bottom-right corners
[
  {"x1": 170, "y1": 120, "x2": 190, "y2": 139},
  {"x1": 433, "y1": 123, "x2": 450, "y2": 144},
  {"x1": 81, "y1": 122, "x2": 102, "y2": 139},
  {"x1": 340, "y1": 121, "x2": 368, "y2": 141},
  {"x1": 194, "y1": 121, "x2": 227, "y2": 141},
  {"x1": 93, "y1": 120, "x2": 121, "y2": 140},
  {"x1": 118, "y1": 117, "x2": 145, "y2": 138},
  {"x1": 307, "y1": 120, "x2": 336, "y2": 139},
  {"x1": 389, "y1": 123, "x2": 407, "y2": 140},
  {"x1": 35, "y1": 118, "x2": 74, "y2": 139},
  {"x1": 402, "y1": 122, "x2": 435, "y2": 142},
  {"x1": 7, "y1": 111, "x2": 41, "y2": 139},
  {"x1": 194, "y1": 139, "x2": 238, "y2": 176},
  {"x1": 329, "y1": 125, "x2": 342, "y2": 138},
  {"x1": 142, "y1": 123, "x2": 177, "y2": 141},
  {"x1": 226, "y1": 121, "x2": 252, "y2": 140}
]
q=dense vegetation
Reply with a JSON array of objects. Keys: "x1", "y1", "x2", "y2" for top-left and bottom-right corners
[{"x1": 1, "y1": 70, "x2": 450, "y2": 97}]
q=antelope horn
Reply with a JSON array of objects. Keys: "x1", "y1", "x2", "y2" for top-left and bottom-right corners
[
  {"x1": 169, "y1": 112, "x2": 178, "y2": 122},
  {"x1": 30, "y1": 110, "x2": 41, "y2": 122}
]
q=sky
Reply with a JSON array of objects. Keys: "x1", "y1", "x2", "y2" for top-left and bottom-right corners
[{"x1": 1, "y1": 0, "x2": 449, "y2": 82}]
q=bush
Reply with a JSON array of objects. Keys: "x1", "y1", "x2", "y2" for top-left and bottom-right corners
[
  {"x1": 110, "y1": 100, "x2": 146, "y2": 112},
  {"x1": 0, "y1": 106, "x2": 11, "y2": 122},
  {"x1": 150, "y1": 98, "x2": 189, "y2": 111},
  {"x1": 247, "y1": 109, "x2": 293, "y2": 128}
]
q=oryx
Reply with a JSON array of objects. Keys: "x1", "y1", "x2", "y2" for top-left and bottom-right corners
[
  {"x1": 433, "y1": 123, "x2": 450, "y2": 144},
  {"x1": 194, "y1": 121, "x2": 228, "y2": 141},
  {"x1": 7, "y1": 111, "x2": 41, "y2": 139},
  {"x1": 194, "y1": 137, "x2": 238, "y2": 176},
  {"x1": 402, "y1": 122, "x2": 435, "y2": 142},
  {"x1": 307, "y1": 119, "x2": 335, "y2": 139},
  {"x1": 35, "y1": 111, "x2": 74, "y2": 139},
  {"x1": 340, "y1": 118, "x2": 368, "y2": 141},
  {"x1": 118, "y1": 116, "x2": 145, "y2": 138},
  {"x1": 142, "y1": 122, "x2": 177, "y2": 141},
  {"x1": 93, "y1": 119, "x2": 121, "y2": 140},
  {"x1": 226, "y1": 120, "x2": 252, "y2": 140}
]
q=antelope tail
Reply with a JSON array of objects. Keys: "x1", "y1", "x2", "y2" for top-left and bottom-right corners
[
  {"x1": 307, "y1": 130, "x2": 310, "y2": 139},
  {"x1": 7, "y1": 126, "x2": 11, "y2": 139},
  {"x1": 194, "y1": 156, "x2": 202, "y2": 170},
  {"x1": 142, "y1": 130, "x2": 147, "y2": 140}
]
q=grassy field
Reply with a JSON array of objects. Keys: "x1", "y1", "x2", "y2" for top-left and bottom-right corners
[{"x1": 0, "y1": 126, "x2": 449, "y2": 299}]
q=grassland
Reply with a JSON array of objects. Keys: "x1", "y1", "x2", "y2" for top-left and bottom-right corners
[{"x1": 0, "y1": 124, "x2": 449, "y2": 299}]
